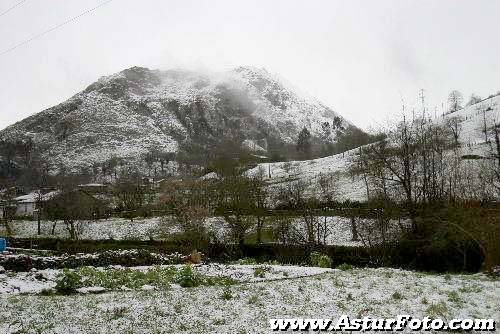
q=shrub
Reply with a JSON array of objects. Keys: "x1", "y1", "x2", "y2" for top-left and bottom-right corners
[
  {"x1": 310, "y1": 252, "x2": 332, "y2": 268},
  {"x1": 110, "y1": 306, "x2": 129, "y2": 320},
  {"x1": 55, "y1": 269, "x2": 82, "y2": 294},
  {"x1": 176, "y1": 264, "x2": 202, "y2": 288}
]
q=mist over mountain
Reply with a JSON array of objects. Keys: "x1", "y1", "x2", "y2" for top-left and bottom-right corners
[{"x1": 0, "y1": 66, "x2": 359, "y2": 174}]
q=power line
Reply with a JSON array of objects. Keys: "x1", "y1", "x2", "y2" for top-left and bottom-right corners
[
  {"x1": 0, "y1": 0, "x2": 27, "y2": 18},
  {"x1": 0, "y1": 0, "x2": 113, "y2": 57}
]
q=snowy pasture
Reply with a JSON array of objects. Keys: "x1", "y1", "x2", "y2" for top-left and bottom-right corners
[
  {"x1": 1, "y1": 217, "x2": 163, "y2": 241},
  {"x1": 0, "y1": 216, "x2": 396, "y2": 247},
  {"x1": 246, "y1": 147, "x2": 368, "y2": 202},
  {"x1": 0, "y1": 265, "x2": 498, "y2": 333}
]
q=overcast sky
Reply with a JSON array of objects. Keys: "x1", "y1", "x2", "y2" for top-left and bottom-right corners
[{"x1": 0, "y1": 0, "x2": 499, "y2": 131}]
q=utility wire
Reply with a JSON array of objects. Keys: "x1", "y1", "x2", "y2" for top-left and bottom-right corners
[
  {"x1": 0, "y1": 0, "x2": 27, "y2": 18},
  {"x1": 0, "y1": 0, "x2": 113, "y2": 57}
]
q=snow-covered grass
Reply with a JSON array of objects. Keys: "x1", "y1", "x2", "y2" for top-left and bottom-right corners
[
  {"x1": 247, "y1": 147, "x2": 367, "y2": 202},
  {"x1": 440, "y1": 95, "x2": 500, "y2": 157},
  {"x1": 1, "y1": 216, "x2": 386, "y2": 247},
  {"x1": 0, "y1": 264, "x2": 332, "y2": 295},
  {"x1": 0, "y1": 266, "x2": 498, "y2": 333},
  {"x1": 1, "y1": 217, "x2": 162, "y2": 241}
]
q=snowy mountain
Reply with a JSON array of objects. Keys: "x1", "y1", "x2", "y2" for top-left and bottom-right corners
[{"x1": 0, "y1": 66, "x2": 351, "y2": 172}]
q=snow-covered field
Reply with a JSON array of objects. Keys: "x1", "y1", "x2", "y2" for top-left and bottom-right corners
[
  {"x1": 1, "y1": 217, "x2": 163, "y2": 241},
  {"x1": 0, "y1": 263, "x2": 332, "y2": 295},
  {"x1": 0, "y1": 216, "x2": 389, "y2": 247},
  {"x1": 247, "y1": 147, "x2": 367, "y2": 202},
  {"x1": 0, "y1": 265, "x2": 498, "y2": 333}
]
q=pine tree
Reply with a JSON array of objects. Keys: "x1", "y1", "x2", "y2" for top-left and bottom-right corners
[{"x1": 296, "y1": 127, "x2": 312, "y2": 159}]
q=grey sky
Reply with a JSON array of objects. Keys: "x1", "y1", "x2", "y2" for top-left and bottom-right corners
[{"x1": 1, "y1": 0, "x2": 499, "y2": 131}]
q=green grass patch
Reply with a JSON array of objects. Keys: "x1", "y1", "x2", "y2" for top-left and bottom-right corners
[
  {"x1": 337, "y1": 263, "x2": 354, "y2": 271},
  {"x1": 55, "y1": 264, "x2": 236, "y2": 294}
]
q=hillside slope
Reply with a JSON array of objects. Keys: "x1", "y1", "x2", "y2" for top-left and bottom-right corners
[
  {"x1": 440, "y1": 94, "x2": 500, "y2": 156},
  {"x1": 246, "y1": 94, "x2": 500, "y2": 202}
]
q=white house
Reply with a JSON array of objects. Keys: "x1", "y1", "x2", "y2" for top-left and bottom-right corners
[{"x1": 13, "y1": 190, "x2": 60, "y2": 218}]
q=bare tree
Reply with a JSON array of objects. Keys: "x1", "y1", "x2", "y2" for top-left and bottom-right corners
[
  {"x1": 445, "y1": 116, "x2": 463, "y2": 147},
  {"x1": 214, "y1": 176, "x2": 256, "y2": 249},
  {"x1": 448, "y1": 90, "x2": 463, "y2": 113},
  {"x1": 277, "y1": 180, "x2": 331, "y2": 246},
  {"x1": 162, "y1": 179, "x2": 211, "y2": 250},
  {"x1": 249, "y1": 171, "x2": 269, "y2": 244},
  {"x1": 114, "y1": 174, "x2": 146, "y2": 221},
  {"x1": 318, "y1": 171, "x2": 340, "y2": 204}
]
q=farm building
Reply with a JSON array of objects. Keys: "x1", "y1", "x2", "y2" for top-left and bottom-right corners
[{"x1": 12, "y1": 190, "x2": 60, "y2": 219}]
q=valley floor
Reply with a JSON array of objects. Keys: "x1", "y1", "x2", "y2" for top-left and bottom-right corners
[{"x1": 1, "y1": 266, "x2": 498, "y2": 333}]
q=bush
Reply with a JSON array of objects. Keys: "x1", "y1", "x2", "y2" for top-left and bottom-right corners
[
  {"x1": 55, "y1": 269, "x2": 82, "y2": 294},
  {"x1": 248, "y1": 295, "x2": 259, "y2": 304},
  {"x1": 310, "y1": 252, "x2": 332, "y2": 268},
  {"x1": 175, "y1": 264, "x2": 202, "y2": 288}
]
